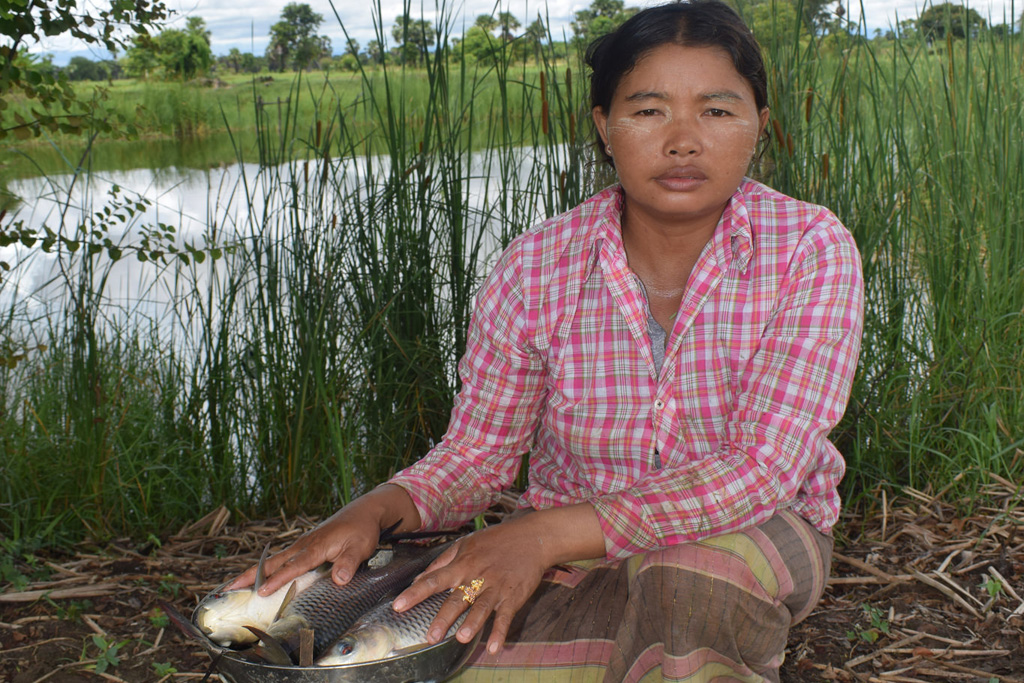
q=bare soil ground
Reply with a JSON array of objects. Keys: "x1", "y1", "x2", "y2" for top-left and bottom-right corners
[{"x1": 2, "y1": 475, "x2": 1022, "y2": 682}]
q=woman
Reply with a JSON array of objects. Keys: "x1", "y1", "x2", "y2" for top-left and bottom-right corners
[{"x1": 232, "y1": 2, "x2": 863, "y2": 680}]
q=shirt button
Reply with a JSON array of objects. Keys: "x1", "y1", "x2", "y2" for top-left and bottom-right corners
[{"x1": 654, "y1": 399, "x2": 665, "y2": 410}]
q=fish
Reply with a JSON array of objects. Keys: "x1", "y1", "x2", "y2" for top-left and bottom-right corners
[
  {"x1": 314, "y1": 591, "x2": 465, "y2": 666},
  {"x1": 250, "y1": 541, "x2": 450, "y2": 664},
  {"x1": 194, "y1": 545, "x2": 328, "y2": 647}
]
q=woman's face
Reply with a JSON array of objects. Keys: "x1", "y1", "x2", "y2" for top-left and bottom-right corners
[{"x1": 593, "y1": 43, "x2": 769, "y2": 231}]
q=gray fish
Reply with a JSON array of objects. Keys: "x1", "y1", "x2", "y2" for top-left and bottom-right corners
[
  {"x1": 315, "y1": 591, "x2": 465, "y2": 666},
  {"x1": 254, "y1": 541, "x2": 451, "y2": 663}
]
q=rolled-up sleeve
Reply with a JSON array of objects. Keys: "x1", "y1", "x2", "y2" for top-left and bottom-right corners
[{"x1": 389, "y1": 241, "x2": 549, "y2": 530}]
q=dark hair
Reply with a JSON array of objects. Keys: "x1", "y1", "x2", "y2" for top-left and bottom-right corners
[{"x1": 586, "y1": 0, "x2": 768, "y2": 166}]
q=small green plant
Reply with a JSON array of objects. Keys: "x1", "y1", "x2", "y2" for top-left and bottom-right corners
[
  {"x1": 46, "y1": 596, "x2": 92, "y2": 621},
  {"x1": 213, "y1": 543, "x2": 228, "y2": 559},
  {"x1": 980, "y1": 576, "x2": 1003, "y2": 598},
  {"x1": 152, "y1": 661, "x2": 178, "y2": 676},
  {"x1": 84, "y1": 634, "x2": 125, "y2": 674},
  {"x1": 845, "y1": 603, "x2": 891, "y2": 644},
  {"x1": 158, "y1": 574, "x2": 182, "y2": 599},
  {"x1": 149, "y1": 606, "x2": 170, "y2": 628},
  {"x1": 0, "y1": 555, "x2": 29, "y2": 591}
]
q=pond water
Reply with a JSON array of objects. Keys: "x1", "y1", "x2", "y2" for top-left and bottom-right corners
[{"x1": 1, "y1": 144, "x2": 570, "y2": 339}]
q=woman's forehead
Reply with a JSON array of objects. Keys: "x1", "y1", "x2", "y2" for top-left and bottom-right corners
[{"x1": 613, "y1": 45, "x2": 754, "y2": 100}]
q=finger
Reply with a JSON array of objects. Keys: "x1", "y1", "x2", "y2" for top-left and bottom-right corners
[
  {"x1": 454, "y1": 592, "x2": 497, "y2": 645},
  {"x1": 484, "y1": 603, "x2": 515, "y2": 654},
  {"x1": 257, "y1": 550, "x2": 317, "y2": 595},
  {"x1": 423, "y1": 542, "x2": 460, "y2": 574},
  {"x1": 393, "y1": 568, "x2": 451, "y2": 612},
  {"x1": 225, "y1": 563, "x2": 259, "y2": 591},
  {"x1": 330, "y1": 551, "x2": 364, "y2": 585},
  {"x1": 426, "y1": 589, "x2": 480, "y2": 644}
]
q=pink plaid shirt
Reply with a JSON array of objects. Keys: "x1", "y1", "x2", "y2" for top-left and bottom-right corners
[{"x1": 390, "y1": 180, "x2": 864, "y2": 559}]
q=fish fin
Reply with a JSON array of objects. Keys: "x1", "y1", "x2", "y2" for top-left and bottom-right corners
[
  {"x1": 378, "y1": 518, "x2": 403, "y2": 543},
  {"x1": 244, "y1": 625, "x2": 295, "y2": 666},
  {"x1": 273, "y1": 580, "x2": 298, "y2": 622},
  {"x1": 199, "y1": 651, "x2": 224, "y2": 682},
  {"x1": 158, "y1": 600, "x2": 218, "y2": 648},
  {"x1": 254, "y1": 543, "x2": 271, "y2": 592}
]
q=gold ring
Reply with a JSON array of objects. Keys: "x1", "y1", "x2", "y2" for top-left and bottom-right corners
[{"x1": 457, "y1": 578, "x2": 484, "y2": 604}]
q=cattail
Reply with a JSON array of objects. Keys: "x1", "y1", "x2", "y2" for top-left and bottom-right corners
[
  {"x1": 569, "y1": 112, "x2": 576, "y2": 141},
  {"x1": 540, "y1": 70, "x2": 546, "y2": 102},
  {"x1": 565, "y1": 67, "x2": 572, "y2": 101},
  {"x1": 771, "y1": 118, "x2": 785, "y2": 149},
  {"x1": 560, "y1": 170, "x2": 567, "y2": 195},
  {"x1": 805, "y1": 89, "x2": 814, "y2": 123},
  {"x1": 303, "y1": 160, "x2": 308, "y2": 185},
  {"x1": 786, "y1": 133, "x2": 794, "y2": 157},
  {"x1": 822, "y1": 153, "x2": 829, "y2": 179}
]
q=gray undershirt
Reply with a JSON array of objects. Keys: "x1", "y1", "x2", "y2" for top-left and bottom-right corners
[{"x1": 633, "y1": 275, "x2": 668, "y2": 376}]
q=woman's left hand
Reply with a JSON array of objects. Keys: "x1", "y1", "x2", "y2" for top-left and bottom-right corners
[{"x1": 392, "y1": 503, "x2": 606, "y2": 655}]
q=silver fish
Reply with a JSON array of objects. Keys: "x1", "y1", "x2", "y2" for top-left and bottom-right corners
[
  {"x1": 194, "y1": 545, "x2": 328, "y2": 647},
  {"x1": 315, "y1": 591, "x2": 465, "y2": 666},
  {"x1": 252, "y1": 542, "x2": 450, "y2": 664}
]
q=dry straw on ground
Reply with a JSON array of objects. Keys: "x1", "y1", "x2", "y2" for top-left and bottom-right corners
[{"x1": 1, "y1": 479, "x2": 1021, "y2": 682}]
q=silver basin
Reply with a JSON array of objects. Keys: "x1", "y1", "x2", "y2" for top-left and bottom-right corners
[
  {"x1": 192, "y1": 608, "x2": 480, "y2": 683},
  {"x1": 203, "y1": 634, "x2": 480, "y2": 683}
]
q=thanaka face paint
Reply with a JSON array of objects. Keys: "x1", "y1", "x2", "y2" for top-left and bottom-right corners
[{"x1": 592, "y1": 44, "x2": 769, "y2": 235}]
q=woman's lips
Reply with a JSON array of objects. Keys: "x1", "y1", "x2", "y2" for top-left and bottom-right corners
[{"x1": 655, "y1": 167, "x2": 707, "y2": 190}]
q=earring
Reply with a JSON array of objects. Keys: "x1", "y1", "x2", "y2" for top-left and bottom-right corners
[{"x1": 606, "y1": 144, "x2": 613, "y2": 155}]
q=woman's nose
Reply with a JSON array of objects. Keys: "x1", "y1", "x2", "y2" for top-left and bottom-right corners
[{"x1": 664, "y1": 119, "x2": 701, "y2": 157}]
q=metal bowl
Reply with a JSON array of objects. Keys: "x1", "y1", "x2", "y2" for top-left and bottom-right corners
[{"x1": 196, "y1": 626, "x2": 480, "y2": 683}]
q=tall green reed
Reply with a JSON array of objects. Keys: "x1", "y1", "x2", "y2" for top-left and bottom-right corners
[
  {"x1": 3, "y1": 0, "x2": 1022, "y2": 546},
  {"x1": 758, "y1": 8, "x2": 1024, "y2": 505}
]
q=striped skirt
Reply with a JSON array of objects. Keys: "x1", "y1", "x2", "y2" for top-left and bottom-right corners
[{"x1": 449, "y1": 509, "x2": 832, "y2": 683}]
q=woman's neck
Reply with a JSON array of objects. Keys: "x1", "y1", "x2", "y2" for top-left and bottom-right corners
[{"x1": 620, "y1": 202, "x2": 720, "y2": 332}]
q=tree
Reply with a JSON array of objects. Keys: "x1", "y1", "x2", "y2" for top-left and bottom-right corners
[
  {"x1": 65, "y1": 57, "x2": 110, "y2": 82},
  {"x1": 0, "y1": 0, "x2": 170, "y2": 139},
  {"x1": 524, "y1": 17, "x2": 547, "y2": 62},
  {"x1": 571, "y1": 0, "x2": 637, "y2": 46},
  {"x1": 497, "y1": 12, "x2": 520, "y2": 42},
  {"x1": 366, "y1": 39, "x2": 385, "y2": 65},
  {"x1": 156, "y1": 17, "x2": 212, "y2": 79},
  {"x1": 266, "y1": 3, "x2": 331, "y2": 72},
  {"x1": 392, "y1": 14, "x2": 435, "y2": 65},
  {"x1": 459, "y1": 25, "x2": 500, "y2": 64},
  {"x1": 917, "y1": 3, "x2": 986, "y2": 40},
  {"x1": 746, "y1": 0, "x2": 801, "y2": 49},
  {"x1": 474, "y1": 14, "x2": 498, "y2": 33},
  {"x1": 123, "y1": 17, "x2": 212, "y2": 80}
]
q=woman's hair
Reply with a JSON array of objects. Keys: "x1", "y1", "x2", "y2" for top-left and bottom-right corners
[{"x1": 586, "y1": 0, "x2": 768, "y2": 166}]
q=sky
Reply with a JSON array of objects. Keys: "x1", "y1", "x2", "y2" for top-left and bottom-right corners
[{"x1": 27, "y1": 0, "x2": 1022, "y2": 65}]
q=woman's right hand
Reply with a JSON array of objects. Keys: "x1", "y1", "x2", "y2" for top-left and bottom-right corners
[{"x1": 227, "y1": 484, "x2": 422, "y2": 596}]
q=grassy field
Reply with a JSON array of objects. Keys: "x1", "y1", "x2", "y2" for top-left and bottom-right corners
[{"x1": 1, "y1": 21, "x2": 1022, "y2": 550}]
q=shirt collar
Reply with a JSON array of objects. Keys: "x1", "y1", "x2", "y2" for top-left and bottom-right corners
[{"x1": 583, "y1": 181, "x2": 756, "y2": 276}]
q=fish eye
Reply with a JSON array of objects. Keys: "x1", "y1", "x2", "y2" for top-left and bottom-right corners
[{"x1": 340, "y1": 642, "x2": 354, "y2": 655}]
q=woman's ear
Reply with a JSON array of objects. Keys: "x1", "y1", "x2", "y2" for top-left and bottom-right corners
[
  {"x1": 592, "y1": 106, "x2": 609, "y2": 148},
  {"x1": 758, "y1": 107, "x2": 770, "y2": 139}
]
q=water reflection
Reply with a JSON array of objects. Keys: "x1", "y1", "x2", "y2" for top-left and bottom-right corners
[{"x1": 2, "y1": 145, "x2": 561, "y2": 341}]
